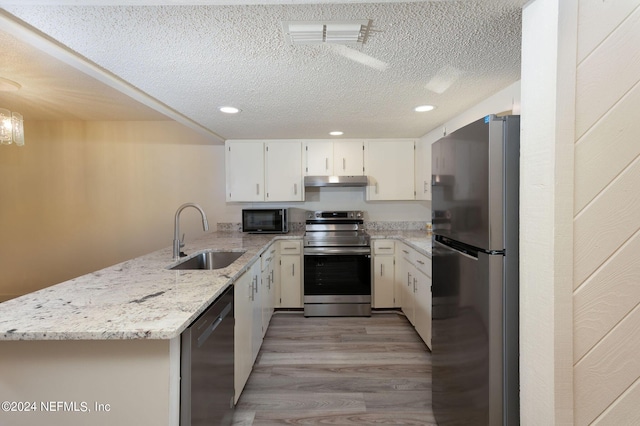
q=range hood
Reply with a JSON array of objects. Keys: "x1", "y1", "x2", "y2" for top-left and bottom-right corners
[{"x1": 304, "y1": 175, "x2": 369, "y2": 187}]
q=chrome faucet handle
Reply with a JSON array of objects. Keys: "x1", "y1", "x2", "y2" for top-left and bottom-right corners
[{"x1": 180, "y1": 233, "x2": 185, "y2": 247}]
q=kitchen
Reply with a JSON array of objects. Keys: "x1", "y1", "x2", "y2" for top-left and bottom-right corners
[{"x1": 1, "y1": 1, "x2": 639, "y2": 425}]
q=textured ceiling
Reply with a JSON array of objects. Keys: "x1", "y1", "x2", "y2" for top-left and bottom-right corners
[{"x1": 0, "y1": 1, "x2": 526, "y2": 142}]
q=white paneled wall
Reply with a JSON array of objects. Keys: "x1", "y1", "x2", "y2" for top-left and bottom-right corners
[{"x1": 573, "y1": 2, "x2": 640, "y2": 424}]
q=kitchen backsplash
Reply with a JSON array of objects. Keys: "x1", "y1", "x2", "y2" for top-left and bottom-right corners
[{"x1": 217, "y1": 221, "x2": 429, "y2": 232}]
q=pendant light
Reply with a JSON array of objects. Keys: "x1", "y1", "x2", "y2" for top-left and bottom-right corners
[{"x1": 0, "y1": 108, "x2": 24, "y2": 146}]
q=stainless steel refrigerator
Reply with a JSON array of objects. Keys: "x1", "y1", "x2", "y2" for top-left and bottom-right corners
[{"x1": 431, "y1": 114, "x2": 519, "y2": 425}]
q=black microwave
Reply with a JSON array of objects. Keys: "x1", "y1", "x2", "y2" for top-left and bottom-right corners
[{"x1": 242, "y1": 208, "x2": 288, "y2": 234}]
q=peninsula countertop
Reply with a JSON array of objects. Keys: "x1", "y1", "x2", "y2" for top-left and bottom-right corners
[{"x1": 0, "y1": 230, "x2": 431, "y2": 342}]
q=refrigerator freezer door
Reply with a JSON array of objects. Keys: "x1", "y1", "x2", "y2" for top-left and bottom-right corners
[
  {"x1": 432, "y1": 238, "x2": 509, "y2": 426},
  {"x1": 431, "y1": 115, "x2": 519, "y2": 251}
]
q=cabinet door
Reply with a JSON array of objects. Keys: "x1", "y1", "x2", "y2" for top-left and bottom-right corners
[
  {"x1": 265, "y1": 141, "x2": 303, "y2": 201},
  {"x1": 280, "y1": 246, "x2": 302, "y2": 308},
  {"x1": 365, "y1": 139, "x2": 415, "y2": 200},
  {"x1": 250, "y1": 262, "x2": 263, "y2": 364},
  {"x1": 225, "y1": 141, "x2": 264, "y2": 202},
  {"x1": 334, "y1": 140, "x2": 364, "y2": 175},
  {"x1": 234, "y1": 270, "x2": 253, "y2": 403},
  {"x1": 373, "y1": 255, "x2": 395, "y2": 308},
  {"x1": 415, "y1": 270, "x2": 432, "y2": 349},
  {"x1": 280, "y1": 255, "x2": 302, "y2": 308},
  {"x1": 415, "y1": 139, "x2": 432, "y2": 201},
  {"x1": 305, "y1": 141, "x2": 333, "y2": 176},
  {"x1": 260, "y1": 248, "x2": 276, "y2": 338}
]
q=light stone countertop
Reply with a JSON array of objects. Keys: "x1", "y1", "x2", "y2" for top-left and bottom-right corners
[
  {"x1": 369, "y1": 230, "x2": 433, "y2": 257},
  {"x1": 0, "y1": 230, "x2": 431, "y2": 341}
]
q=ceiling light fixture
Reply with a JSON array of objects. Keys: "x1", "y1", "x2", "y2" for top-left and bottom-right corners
[
  {"x1": 0, "y1": 108, "x2": 24, "y2": 146},
  {"x1": 0, "y1": 78, "x2": 25, "y2": 146},
  {"x1": 283, "y1": 20, "x2": 371, "y2": 46},
  {"x1": 414, "y1": 105, "x2": 436, "y2": 112},
  {"x1": 329, "y1": 131, "x2": 344, "y2": 136},
  {"x1": 219, "y1": 106, "x2": 240, "y2": 114}
]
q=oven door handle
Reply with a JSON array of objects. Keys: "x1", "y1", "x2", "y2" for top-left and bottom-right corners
[{"x1": 304, "y1": 247, "x2": 371, "y2": 255}]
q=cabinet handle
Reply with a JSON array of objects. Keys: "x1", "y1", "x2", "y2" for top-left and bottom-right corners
[
  {"x1": 375, "y1": 182, "x2": 379, "y2": 194},
  {"x1": 417, "y1": 260, "x2": 425, "y2": 265},
  {"x1": 342, "y1": 158, "x2": 346, "y2": 170},
  {"x1": 407, "y1": 272, "x2": 411, "y2": 286},
  {"x1": 424, "y1": 181, "x2": 428, "y2": 193},
  {"x1": 294, "y1": 183, "x2": 297, "y2": 195},
  {"x1": 253, "y1": 276, "x2": 258, "y2": 295},
  {"x1": 413, "y1": 277, "x2": 417, "y2": 293},
  {"x1": 292, "y1": 264, "x2": 295, "y2": 276},
  {"x1": 283, "y1": 246, "x2": 297, "y2": 250},
  {"x1": 380, "y1": 263, "x2": 384, "y2": 276},
  {"x1": 271, "y1": 269, "x2": 274, "y2": 283},
  {"x1": 402, "y1": 249, "x2": 409, "y2": 254},
  {"x1": 256, "y1": 184, "x2": 260, "y2": 195}
]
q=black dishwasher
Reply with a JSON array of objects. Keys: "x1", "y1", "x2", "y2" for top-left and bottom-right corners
[{"x1": 180, "y1": 285, "x2": 234, "y2": 425}]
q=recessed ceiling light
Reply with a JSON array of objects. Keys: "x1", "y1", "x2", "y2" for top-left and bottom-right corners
[
  {"x1": 329, "y1": 131, "x2": 344, "y2": 136},
  {"x1": 414, "y1": 105, "x2": 436, "y2": 112},
  {"x1": 219, "y1": 106, "x2": 240, "y2": 114}
]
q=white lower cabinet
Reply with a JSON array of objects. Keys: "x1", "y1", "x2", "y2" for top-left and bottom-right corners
[
  {"x1": 372, "y1": 240, "x2": 396, "y2": 308},
  {"x1": 413, "y1": 252, "x2": 432, "y2": 349},
  {"x1": 278, "y1": 240, "x2": 302, "y2": 308},
  {"x1": 234, "y1": 263, "x2": 259, "y2": 403},
  {"x1": 395, "y1": 242, "x2": 432, "y2": 350},
  {"x1": 261, "y1": 244, "x2": 277, "y2": 337}
]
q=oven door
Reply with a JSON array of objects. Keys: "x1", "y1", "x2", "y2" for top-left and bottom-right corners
[{"x1": 303, "y1": 247, "x2": 371, "y2": 297}]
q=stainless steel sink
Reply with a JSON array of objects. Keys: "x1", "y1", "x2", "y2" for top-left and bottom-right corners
[{"x1": 169, "y1": 250, "x2": 245, "y2": 270}]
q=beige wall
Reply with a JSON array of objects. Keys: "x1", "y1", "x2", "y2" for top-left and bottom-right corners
[
  {"x1": 521, "y1": 0, "x2": 640, "y2": 424},
  {"x1": 0, "y1": 120, "x2": 218, "y2": 301},
  {"x1": 573, "y1": 1, "x2": 640, "y2": 424}
]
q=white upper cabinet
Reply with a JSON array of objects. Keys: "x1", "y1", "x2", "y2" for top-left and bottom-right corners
[
  {"x1": 225, "y1": 140, "x2": 302, "y2": 202},
  {"x1": 333, "y1": 140, "x2": 364, "y2": 175},
  {"x1": 365, "y1": 139, "x2": 415, "y2": 200},
  {"x1": 305, "y1": 141, "x2": 334, "y2": 175},
  {"x1": 414, "y1": 139, "x2": 432, "y2": 201},
  {"x1": 226, "y1": 141, "x2": 264, "y2": 202},
  {"x1": 265, "y1": 141, "x2": 303, "y2": 201},
  {"x1": 304, "y1": 140, "x2": 364, "y2": 176}
]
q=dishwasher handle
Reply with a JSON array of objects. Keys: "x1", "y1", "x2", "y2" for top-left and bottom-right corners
[{"x1": 197, "y1": 301, "x2": 232, "y2": 348}]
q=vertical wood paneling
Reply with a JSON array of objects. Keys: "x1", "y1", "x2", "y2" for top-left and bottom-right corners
[
  {"x1": 575, "y1": 6, "x2": 640, "y2": 138},
  {"x1": 574, "y1": 0, "x2": 640, "y2": 423}
]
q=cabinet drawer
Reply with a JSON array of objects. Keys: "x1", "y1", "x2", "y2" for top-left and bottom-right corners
[
  {"x1": 279, "y1": 240, "x2": 301, "y2": 254},
  {"x1": 415, "y1": 252, "x2": 431, "y2": 277},
  {"x1": 373, "y1": 240, "x2": 395, "y2": 255}
]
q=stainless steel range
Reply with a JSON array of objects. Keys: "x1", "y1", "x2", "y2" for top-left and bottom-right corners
[{"x1": 303, "y1": 210, "x2": 371, "y2": 317}]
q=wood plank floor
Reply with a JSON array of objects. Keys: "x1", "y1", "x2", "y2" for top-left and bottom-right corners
[{"x1": 233, "y1": 311, "x2": 435, "y2": 425}]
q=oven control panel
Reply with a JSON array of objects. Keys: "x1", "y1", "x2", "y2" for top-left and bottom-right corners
[{"x1": 306, "y1": 210, "x2": 363, "y2": 220}]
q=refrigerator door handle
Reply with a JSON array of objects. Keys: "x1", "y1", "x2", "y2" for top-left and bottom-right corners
[{"x1": 433, "y1": 239, "x2": 478, "y2": 261}]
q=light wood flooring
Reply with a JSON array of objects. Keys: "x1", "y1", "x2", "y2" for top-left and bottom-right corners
[{"x1": 233, "y1": 311, "x2": 435, "y2": 425}]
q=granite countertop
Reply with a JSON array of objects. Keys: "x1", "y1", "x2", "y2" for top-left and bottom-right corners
[
  {"x1": 369, "y1": 230, "x2": 433, "y2": 257},
  {"x1": 0, "y1": 229, "x2": 431, "y2": 342},
  {"x1": 0, "y1": 231, "x2": 302, "y2": 341}
]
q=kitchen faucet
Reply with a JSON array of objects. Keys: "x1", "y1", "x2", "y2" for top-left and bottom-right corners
[{"x1": 173, "y1": 203, "x2": 209, "y2": 260}]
